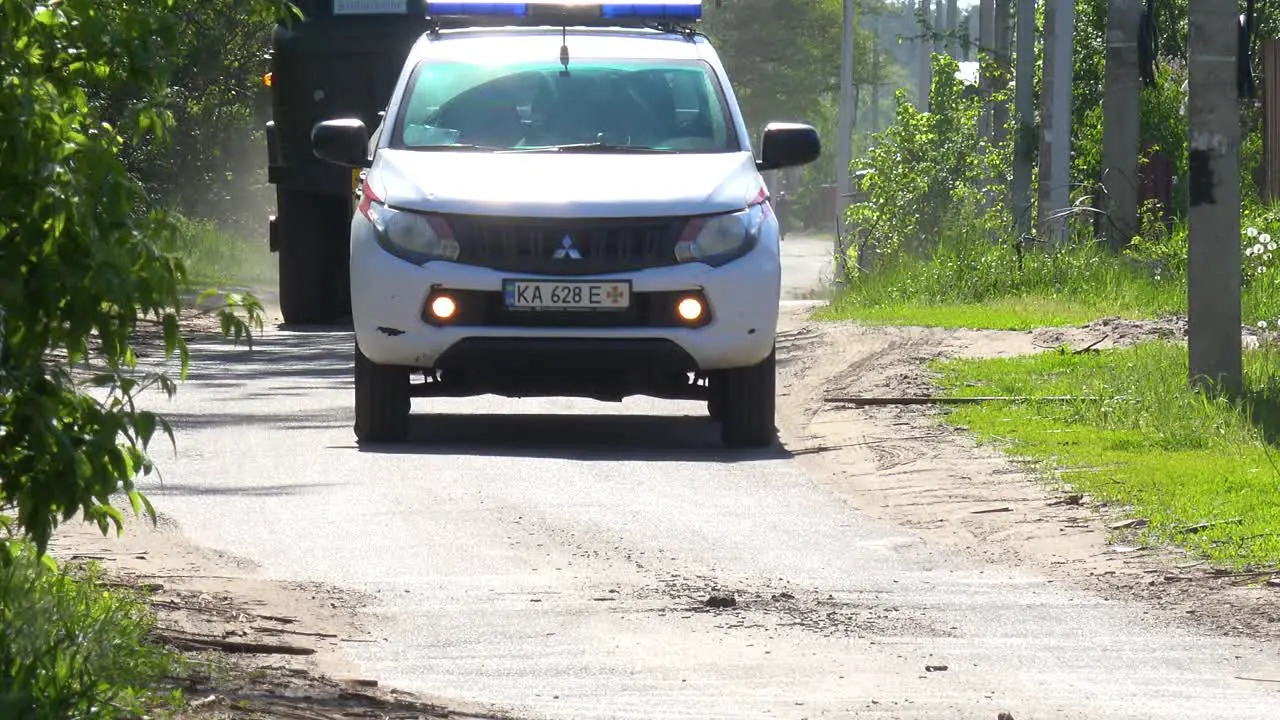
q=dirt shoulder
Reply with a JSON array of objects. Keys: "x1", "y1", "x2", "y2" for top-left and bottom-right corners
[
  {"x1": 775, "y1": 305, "x2": 1280, "y2": 648},
  {"x1": 48, "y1": 517, "x2": 514, "y2": 720}
]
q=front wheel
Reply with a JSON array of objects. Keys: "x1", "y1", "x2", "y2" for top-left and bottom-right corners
[
  {"x1": 716, "y1": 348, "x2": 777, "y2": 449},
  {"x1": 707, "y1": 382, "x2": 726, "y2": 422},
  {"x1": 354, "y1": 343, "x2": 411, "y2": 444}
]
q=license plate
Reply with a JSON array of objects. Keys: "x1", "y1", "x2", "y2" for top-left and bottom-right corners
[{"x1": 503, "y1": 279, "x2": 631, "y2": 310}]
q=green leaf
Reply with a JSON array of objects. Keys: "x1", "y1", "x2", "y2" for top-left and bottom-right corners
[
  {"x1": 134, "y1": 411, "x2": 157, "y2": 448},
  {"x1": 101, "y1": 505, "x2": 125, "y2": 535},
  {"x1": 162, "y1": 313, "x2": 179, "y2": 359},
  {"x1": 127, "y1": 489, "x2": 144, "y2": 517}
]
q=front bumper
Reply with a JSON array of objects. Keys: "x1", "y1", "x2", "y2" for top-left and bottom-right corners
[{"x1": 349, "y1": 216, "x2": 781, "y2": 372}]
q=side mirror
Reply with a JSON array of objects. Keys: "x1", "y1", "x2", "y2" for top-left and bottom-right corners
[
  {"x1": 312, "y1": 118, "x2": 371, "y2": 168},
  {"x1": 757, "y1": 122, "x2": 821, "y2": 172}
]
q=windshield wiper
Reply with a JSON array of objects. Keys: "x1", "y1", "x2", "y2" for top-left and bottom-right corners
[
  {"x1": 406, "y1": 143, "x2": 503, "y2": 152},
  {"x1": 501, "y1": 143, "x2": 675, "y2": 154}
]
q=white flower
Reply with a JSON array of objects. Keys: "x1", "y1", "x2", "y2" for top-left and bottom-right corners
[
  {"x1": 1261, "y1": 321, "x2": 1269, "y2": 329},
  {"x1": 1263, "y1": 233, "x2": 1272, "y2": 244},
  {"x1": 1267, "y1": 241, "x2": 1276, "y2": 251},
  {"x1": 1250, "y1": 243, "x2": 1265, "y2": 256},
  {"x1": 1248, "y1": 227, "x2": 1260, "y2": 237}
]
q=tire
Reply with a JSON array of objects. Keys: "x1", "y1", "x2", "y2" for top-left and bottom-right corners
[
  {"x1": 707, "y1": 380, "x2": 726, "y2": 422},
  {"x1": 354, "y1": 343, "x2": 411, "y2": 444},
  {"x1": 276, "y1": 188, "x2": 351, "y2": 326},
  {"x1": 718, "y1": 347, "x2": 778, "y2": 449}
]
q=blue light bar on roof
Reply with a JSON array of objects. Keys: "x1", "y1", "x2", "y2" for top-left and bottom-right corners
[
  {"x1": 424, "y1": 0, "x2": 702, "y2": 20},
  {"x1": 601, "y1": 2, "x2": 701, "y2": 18},
  {"x1": 427, "y1": 1, "x2": 527, "y2": 14}
]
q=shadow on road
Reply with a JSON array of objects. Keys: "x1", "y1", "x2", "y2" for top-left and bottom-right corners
[
  {"x1": 354, "y1": 412, "x2": 793, "y2": 463},
  {"x1": 184, "y1": 327, "x2": 354, "y2": 384},
  {"x1": 180, "y1": 325, "x2": 793, "y2": 462},
  {"x1": 145, "y1": 482, "x2": 342, "y2": 498},
  {"x1": 162, "y1": 410, "x2": 351, "y2": 432},
  {"x1": 273, "y1": 321, "x2": 354, "y2": 334}
]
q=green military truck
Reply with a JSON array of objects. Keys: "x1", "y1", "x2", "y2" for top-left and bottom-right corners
[{"x1": 264, "y1": 1, "x2": 432, "y2": 324}]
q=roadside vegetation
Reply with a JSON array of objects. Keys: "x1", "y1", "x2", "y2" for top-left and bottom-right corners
[
  {"x1": 2, "y1": 0, "x2": 275, "y2": 714},
  {"x1": 169, "y1": 217, "x2": 277, "y2": 291},
  {"x1": 819, "y1": 235, "x2": 1185, "y2": 330},
  {"x1": 822, "y1": 1, "x2": 1280, "y2": 330},
  {"x1": 934, "y1": 343, "x2": 1280, "y2": 568},
  {"x1": 815, "y1": 4, "x2": 1280, "y2": 571},
  {"x1": 0, "y1": 548, "x2": 183, "y2": 719}
]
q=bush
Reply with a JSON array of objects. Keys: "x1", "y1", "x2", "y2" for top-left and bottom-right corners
[
  {"x1": 0, "y1": 547, "x2": 181, "y2": 719},
  {"x1": 846, "y1": 54, "x2": 1009, "y2": 270}
]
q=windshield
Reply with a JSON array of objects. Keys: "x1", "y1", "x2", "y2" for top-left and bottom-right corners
[{"x1": 391, "y1": 57, "x2": 739, "y2": 153}]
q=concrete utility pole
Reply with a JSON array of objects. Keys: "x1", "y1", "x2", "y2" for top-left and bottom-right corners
[
  {"x1": 1037, "y1": 0, "x2": 1076, "y2": 245},
  {"x1": 1186, "y1": 0, "x2": 1242, "y2": 393},
  {"x1": 978, "y1": 0, "x2": 994, "y2": 139},
  {"x1": 871, "y1": 42, "x2": 881, "y2": 133},
  {"x1": 1012, "y1": 0, "x2": 1036, "y2": 236},
  {"x1": 991, "y1": 0, "x2": 1011, "y2": 145},
  {"x1": 917, "y1": 0, "x2": 932, "y2": 110},
  {"x1": 1100, "y1": 0, "x2": 1143, "y2": 251},
  {"x1": 835, "y1": 0, "x2": 857, "y2": 272},
  {"x1": 933, "y1": 0, "x2": 944, "y2": 58},
  {"x1": 946, "y1": 0, "x2": 959, "y2": 58}
]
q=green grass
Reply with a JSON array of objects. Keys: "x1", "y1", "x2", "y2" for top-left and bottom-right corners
[
  {"x1": 168, "y1": 216, "x2": 276, "y2": 291},
  {"x1": 817, "y1": 239, "x2": 1186, "y2": 329},
  {"x1": 932, "y1": 342, "x2": 1280, "y2": 569},
  {"x1": 821, "y1": 296, "x2": 1154, "y2": 331},
  {"x1": 0, "y1": 544, "x2": 184, "y2": 718}
]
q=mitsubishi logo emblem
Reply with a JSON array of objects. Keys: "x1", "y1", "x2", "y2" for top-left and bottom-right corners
[{"x1": 552, "y1": 234, "x2": 582, "y2": 260}]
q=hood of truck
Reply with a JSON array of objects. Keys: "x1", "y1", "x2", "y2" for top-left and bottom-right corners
[{"x1": 369, "y1": 149, "x2": 764, "y2": 218}]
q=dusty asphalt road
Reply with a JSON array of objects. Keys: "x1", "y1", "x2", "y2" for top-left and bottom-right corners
[{"x1": 138, "y1": 237, "x2": 1280, "y2": 719}]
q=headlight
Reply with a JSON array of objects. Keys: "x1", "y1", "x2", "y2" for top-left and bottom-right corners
[
  {"x1": 365, "y1": 200, "x2": 459, "y2": 265},
  {"x1": 674, "y1": 203, "x2": 769, "y2": 267}
]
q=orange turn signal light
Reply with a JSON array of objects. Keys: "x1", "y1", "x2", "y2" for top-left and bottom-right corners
[{"x1": 263, "y1": 72, "x2": 273, "y2": 87}]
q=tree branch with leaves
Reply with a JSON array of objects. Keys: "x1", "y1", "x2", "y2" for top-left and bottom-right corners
[{"x1": 0, "y1": 0, "x2": 281, "y2": 556}]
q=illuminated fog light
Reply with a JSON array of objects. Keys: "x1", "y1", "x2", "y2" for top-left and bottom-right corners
[
  {"x1": 676, "y1": 297, "x2": 704, "y2": 322},
  {"x1": 430, "y1": 294, "x2": 457, "y2": 320}
]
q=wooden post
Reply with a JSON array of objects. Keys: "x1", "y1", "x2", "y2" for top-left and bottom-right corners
[{"x1": 1264, "y1": 39, "x2": 1280, "y2": 202}]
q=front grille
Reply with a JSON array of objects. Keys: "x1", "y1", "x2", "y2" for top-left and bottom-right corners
[{"x1": 444, "y1": 215, "x2": 687, "y2": 274}]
